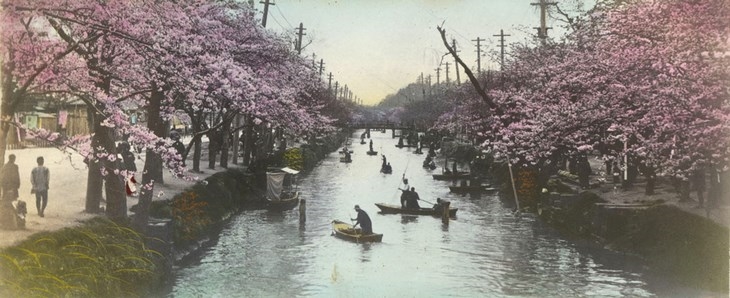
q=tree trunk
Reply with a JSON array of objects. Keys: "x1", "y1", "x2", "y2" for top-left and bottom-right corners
[
  {"x1": 231, "y1": 115, "x2": 241, "y2": 165},
  {"x1": 85, "y1": 106, "x2": 103, "y2": 213},
  {"x1": 242, "y1": 117, "x2": 253, "y2": 168},
  {"x1": 98, "y1": 124, "x2": 126, "y2": 220},
  {"x1": 146, "y1": 89, "x2": 165, "y2": 184},
  {"x1": 220, "y1": 118, "x2": 231, "y2": 168},
  {"x1": 191, "y1": 113, "x2": 203, "y2": 172},
  {"x1": 132, "y1": 88, "x2": 166, "y2": 229}
]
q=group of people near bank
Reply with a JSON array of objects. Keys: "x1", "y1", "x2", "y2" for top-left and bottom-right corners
[{"x1": 0, "y1": 154, "x2": 49, "y2": 224}]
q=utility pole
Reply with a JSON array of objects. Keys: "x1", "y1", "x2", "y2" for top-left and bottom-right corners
[
  {"x1": 531, "y1": 0, "x2": 557, "y2": 44},
  {"x1": 259, "y1": 0, "x2": 274, "y2": 27},
  {"x1": 296, "y1": 22, "x2": 306, "y2": 54},
  {"x1": 444, "y1": 62, "x2": 450, "y2": 85},
  {"x1": 472, "y1": 37, "x2": 485, "y2": 74},
  {"x1": 452, "y1": 39, "x2": 461, "y2": 84},
  {"x1": 493, "y1": 29, "x2": 510, "y2": 71},
  {"x1": 334, "y1": 81, "x2": 339, "y2": 99},
  {"x1": 319, "y1": 59, "x2": 325, "y2": 76},
  {"x1": 327, "y1": 72, "x2": 333, "y2": 90}
]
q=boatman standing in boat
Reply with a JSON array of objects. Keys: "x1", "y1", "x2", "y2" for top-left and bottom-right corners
[
  {"x1": 351, "y1": 205, "x2": 372, "y2": 235},
  {"x1": 398, "y1": 177, "x2": 411, "y2": 207}
]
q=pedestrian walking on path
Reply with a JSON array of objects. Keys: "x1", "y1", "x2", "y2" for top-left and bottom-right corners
[{"x1": 30, "y1": 156, "x2": 50, "y2": 217}]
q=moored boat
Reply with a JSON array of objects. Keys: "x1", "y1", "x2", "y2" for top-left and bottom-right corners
[
  {"x1": 432, "y1": 171, "x2": 471, "y2": 180},
  {"x1": 265, "y1": 167, "x2": 301, "y2": 211},
  {"x1": 366, "y1": 150, "x2": 378, "y2": 155},
  {"x1": 374, "y1": 203, "x2": 457, "y2": 218},
  {"x1": 331, "y1": 220, "x2": 383, "y2": 243},
  {"x1": 449, "y1": 185, "x2": 489, "y2": 193}
]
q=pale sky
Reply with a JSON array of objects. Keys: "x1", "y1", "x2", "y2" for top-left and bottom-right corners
[{"x1": 262, "y1": 0, "x2": 591, "y2": 105}]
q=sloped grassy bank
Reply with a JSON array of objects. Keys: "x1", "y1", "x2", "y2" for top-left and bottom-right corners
[
  {"x1": 0, "y1": 217, "x2": 166, "y2": 298},
  {"x1": 0, "y1": 131, "x2": 351, "y2": 298}
]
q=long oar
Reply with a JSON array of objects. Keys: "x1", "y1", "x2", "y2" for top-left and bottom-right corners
[{"x1": 418, "y1": 198, "x2": 435, "y2": 205}]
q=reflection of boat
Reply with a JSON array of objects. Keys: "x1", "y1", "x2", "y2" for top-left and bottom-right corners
[
  {"x1": 432, "y1": 172, "x2": 471, "y2": 180},
  {"x1": 332, "y1": 220, "x2": 383, "y2": 243},
  {"x1": 265, "y1": 167, "x2": 300, "y2": 211},
  {"x1": 340, "y1": 157, "x2": 352, "y2": 163},
  {"x1": 366, "y1": 150, "x2": 378, "y2": 156},
  {"x1": 374, "y1": 203, "x2": 457, "y2": 217}
]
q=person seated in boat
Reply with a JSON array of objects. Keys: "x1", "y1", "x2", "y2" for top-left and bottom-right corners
[
  {"x1": 405, "y1": 187, "x2": 421, "y2": 209},
  {"x1": 382, "y1": 162, "x2": 392, "y2": 173},
  {"x1": 344, "y1": 150, "x2": 352, "y2": 162},
  {"x1": 433, "y1": 198, "x2": 445, "y2": 213},
  {"x1": 351, "y1": 205, "x2": 372, "y2": 235}
]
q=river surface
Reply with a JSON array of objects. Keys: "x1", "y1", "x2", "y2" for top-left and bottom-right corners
[{"x1": 170, "y1": 130, "x2": 705, "y2": 297}]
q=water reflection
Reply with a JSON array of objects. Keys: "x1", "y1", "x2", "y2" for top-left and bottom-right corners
[{"x1": 171, "y1": 130, "x2": 705, "y2": 297}]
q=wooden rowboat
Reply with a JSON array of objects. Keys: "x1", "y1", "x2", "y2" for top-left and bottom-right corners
[
  {"x1": 432, "y1": 172, "x2": 471, "y2": 180},
  {"x1": 266, "y1": 192, "x2": 300, "y2": 211},
  {"x1": 366, "y1": 150, "x2": 378, "y2": 155},
  {"x1": 374, "y1": 203, "x2": 457, "y2": 218},
  {"x1": 449, "y1": 185, "x2": 489, "y2": 193},
  {"x1": 331, "y1": 220, "x2": 383, "y2": 243}
]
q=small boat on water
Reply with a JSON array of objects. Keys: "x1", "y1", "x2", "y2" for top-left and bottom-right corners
[
  {"x1": 265, "y1": 167, "x2": 300, "y2": 211},
  {"x1": 432, "y1": 171, "x2": 471, "y2": 180},
  {"x1": 366, "y1": 150, "x2": 378, "y2": 156},
  {"x1": 331, "y1": 220, "x2": 383, "y2": 243},
  {"x1": 449, "y1": 185, "x2": 489, "y2": 193},
  {"x1": 374, "y1": 203, "x2": 458, "y2": 218},
  {"x1": 394, "y1": 144, "x2": 418, "y2": 148}
]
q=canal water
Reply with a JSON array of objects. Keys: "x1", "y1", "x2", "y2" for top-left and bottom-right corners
[{"x1": 170, "y1": 130, "x2": 704, "y2": 297}]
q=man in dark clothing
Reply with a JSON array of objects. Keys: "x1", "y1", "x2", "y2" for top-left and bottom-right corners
[
  {"x1": 433, "y1": 198, "x2": 445, "y2": 213},
  {"x1": 369, "y1": 139, "x2": 374, "y2": 152},
  {"x1": 1, "y1": 154, "x2": 20, "y2": 202},
  {"x1": 351, "y1": 205, "x2": 372, "y2": 234},
  {"x1": 406, "y1": 187, "x2": 421, "y2": 209}
]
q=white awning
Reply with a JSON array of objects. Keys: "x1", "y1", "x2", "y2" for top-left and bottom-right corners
[{"x1": 281, "y1": 167, "x2": 300, "y2": 175}]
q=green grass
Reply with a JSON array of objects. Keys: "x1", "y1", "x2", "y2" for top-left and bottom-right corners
[{"x1": 0, "y1": 217, "x2": 164, "y2": 298}]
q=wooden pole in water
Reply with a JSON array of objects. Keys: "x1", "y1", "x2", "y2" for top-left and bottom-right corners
[
  {"x1": 508, "y1": 162, "x2": 521, "y2": 212},
  {"x1": 442, "y1": 201, "x2": 450, "y2": 224},
  {"x1": 299, "y1": 199, "x2": 306, "y2": 224}
]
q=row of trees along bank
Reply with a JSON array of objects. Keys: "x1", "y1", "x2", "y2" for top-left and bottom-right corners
[
  {"x1": 386, "y1": 0, "x2": 729, "y2": 207},
  {"x1": 0, "y1": 1, "x2": 355, "y2": 230}
]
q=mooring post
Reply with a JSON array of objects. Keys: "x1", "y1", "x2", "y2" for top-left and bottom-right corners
[
  {"x1": 442, "y1": 201, "x2": 450, "y2": 224},
  {"x1": 299, "y1": 199, "x2": 306, "y2": 224}
]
